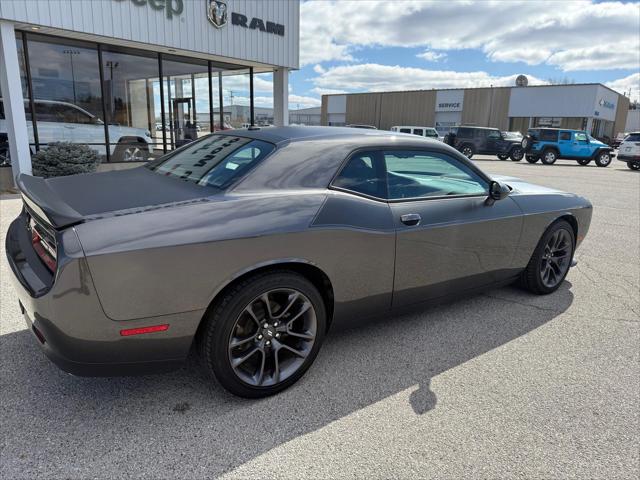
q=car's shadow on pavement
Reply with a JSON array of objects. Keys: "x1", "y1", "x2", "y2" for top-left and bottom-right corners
[{"x1": 0, "y1": 282, "x2": 574, "y2": 478}]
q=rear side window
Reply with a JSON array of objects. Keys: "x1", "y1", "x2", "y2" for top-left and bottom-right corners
[
  {"x1": 624, "y1": 133, "x2": 640, "y2": 142},
  {"x1": 559, "y1": 132, "x2": 571, "y2": 141},
  {"x1": 333, "y1": 152, "x2": 386, "y2": 198},
  {"x1": 457, "y1": 127, "x2": 472, "y2": 138},
  {"x1": 539, "y1": 130, "x2": 558, "y2": 142},
  {"x1": 147, "y1": 135, "x2": 275, "y2": 189},
  {"x1": 0, "y1": 100, "x2": 4, "y2": 120},
  {"x1": 400, "y1": 128, "x2": 411, "y2": 134},
  {"x1": 413, "y1": 128, "x2": 424, "y2": 136}
]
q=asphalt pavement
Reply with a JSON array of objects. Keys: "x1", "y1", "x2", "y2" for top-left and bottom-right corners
[{"x1": 0, "y1": 157, "x2": 638, "y2": 479}]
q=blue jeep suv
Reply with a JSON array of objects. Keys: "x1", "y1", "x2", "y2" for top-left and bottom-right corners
[{"x1": 521, "y1": 128, "x2": 614, "y2": 167}]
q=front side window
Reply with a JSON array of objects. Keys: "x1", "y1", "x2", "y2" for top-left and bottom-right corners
[
  {"x1": 487, "y1": 130, "x2": 501, "y2": 139},
  {"x1": 575, "y1": 132, "x2": 588, "y2": 142},
  {"x1": 384, "y1": 150, "x2": 488, "y2": 200},
  {"x1": 147, "y1": 135, "x2": 274, "y2": 189},
  {"x1": 333, "y1": 152, "x2": 385, "y2": 198},
  {"x1": 413, "y1": 128, "x2": 424, "y2": 136}
]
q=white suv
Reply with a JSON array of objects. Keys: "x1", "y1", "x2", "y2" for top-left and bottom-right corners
[
  {"x1": 617, "y1": 132, "x2": 640, "y2": 170},
  {"x1": 391, "y1": 125, "x2": 442, "y2": 141},
  {"x1": 0, "y1": 99, "x2": 153, "y2": 164}
]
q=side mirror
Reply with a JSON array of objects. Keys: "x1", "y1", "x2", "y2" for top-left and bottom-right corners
[{"x1": 486, "y1": 181, "x2": 510, "y2": 205}]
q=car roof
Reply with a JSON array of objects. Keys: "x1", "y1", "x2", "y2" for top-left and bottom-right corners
[
  {"x1": 528, "y1": 127, "x2": 583, "y2": 132},
  {"x1": 392, "y1": 126, "x2": 436, "y2": 129},
  {"x1": 456, "y1": 125, "x2": 499, "y2": 130},
  {"x1": 216, "y1": 126, "x2": 440, "y2": 146}
]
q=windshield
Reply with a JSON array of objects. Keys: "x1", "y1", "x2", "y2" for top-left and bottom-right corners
[{"x1": 146, "y1": 135, "x2": 275, "y2": 189}]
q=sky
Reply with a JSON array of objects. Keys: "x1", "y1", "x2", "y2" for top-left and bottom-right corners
[{"x1": 277, "y1": 0, "x2": 640, "y2": 110}]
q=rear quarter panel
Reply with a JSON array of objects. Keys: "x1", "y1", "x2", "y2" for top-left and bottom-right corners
[{"x1": 75, "y1": 191, "x2": 396, "y2": 322}]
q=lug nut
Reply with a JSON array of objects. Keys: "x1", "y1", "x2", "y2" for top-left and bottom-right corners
[
  {"x1": 273, "y1": 321, "x2": 279, "y2": 327},
  {"x1": 257, "y1": 334, "x2": 263, "y2": 340},
  {"x1": 275, "y1": 333, "x2": 281, "y2": 339},
  {"x1": 265, "y1": 340, "x2": 271, "y2": 346},
  {"x1": 263, "y1": 323, "x2": 269, "y2": 329}
]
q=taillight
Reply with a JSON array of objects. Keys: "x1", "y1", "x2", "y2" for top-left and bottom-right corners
[{"x1": 31, "y1": 223, "x2": 57, "y2": 272}]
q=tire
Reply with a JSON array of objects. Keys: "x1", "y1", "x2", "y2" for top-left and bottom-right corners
[
  {"x1": 541, "y1": 149, "x2": 558, "y2": 165},
  {"x1": 510, "y1": 146, "x2": 524, "y2": 161},
  {"x1": 526, "y1": 155, "x2": 539, "y2": 164},
  {"x1": 627, "y1": 161, "x2": 640, "y2": 170},
  {"x1": 497, "y1": 154, "x2": 509, "y2": 161},
  {"x1": 521, "y1": 135, "x2": 533, "y2": 152},
  {"x1": 576, "y1": 158, "x2": 591, "y2": 166},
  {"x1": 112, "y1": 141, "x2": 149, "y2": 162},
  {"x1": 594, "y1": 150, "x2": 612, "y2": 167},
  {"x1": 460, "y1": 144, "x2": 475, "y2": 159},
  {"x1": 520, "y1": 220, "x2": 575, "y2": 295},
  {"x1": 198, "y1": 270, "x2": 327, "y2": 398},
  {"x1": 445, "y1": 132, "x2": 456, "y2": 147}
]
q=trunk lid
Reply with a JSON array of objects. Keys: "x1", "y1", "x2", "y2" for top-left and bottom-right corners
[{"x1": 17, "y1": 167, "x2": 213, "y2": 229}]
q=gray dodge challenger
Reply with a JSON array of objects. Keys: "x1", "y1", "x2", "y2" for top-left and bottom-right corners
[{"x1": 6, "y1": 126, "x2": 592, "y2": 397}]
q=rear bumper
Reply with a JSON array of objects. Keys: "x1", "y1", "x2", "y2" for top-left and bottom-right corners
[
  {"x1": 617, "y1": 154, "x2": 640, "y2": 162},
  {"x1": 6, "y1": 213, "x2": 201, "y2": 376}
]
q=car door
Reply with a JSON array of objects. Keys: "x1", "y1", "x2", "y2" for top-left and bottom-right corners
[
  {"x1": 557, "y1": 131, "x2": 574, "y2": 156},
  {"x1": 484, "y1": 129, "x2": 503, "y2": 153},
  {"x1": 57, "y1": 104, "x2": 106, "y2": 157},
  {"x1": 383, "y1": 149, "x2": 524, "y2": 307},
  {"x1": 572, "y1": 131, "x2": 592, "y2": 158}
]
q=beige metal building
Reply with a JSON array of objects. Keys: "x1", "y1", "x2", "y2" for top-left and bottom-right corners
[{"x1": 321, "y1": 84, "x2": 630, "y2": 140}]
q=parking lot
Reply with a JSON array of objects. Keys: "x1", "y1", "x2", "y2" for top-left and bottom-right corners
[{"x1": 0, "y1": 157, "x2": 638, "y2": 479}]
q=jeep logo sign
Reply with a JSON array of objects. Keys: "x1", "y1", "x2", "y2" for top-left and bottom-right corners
[
  {"x1": 115, "y1": 0, "x2": 285, "y2": 36},
  {"x1": 598, "y1": 98, "x2": 615, "y2": 110},
  {"x1": 115, "y1": 0, "x2": 184, "y2": 19}
]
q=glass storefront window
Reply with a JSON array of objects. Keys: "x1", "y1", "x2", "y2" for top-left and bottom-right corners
[
  {"x1": 161, "y1": 55, "x2": 209, "y2": 152},
  {"x1": 101, "y1": 47, "x2": 160, "y2": 161},
  {"x1": 5, "y1": 31, "x2": 259, "y2": 164},
  {"x1": 24, "y1": 34, "x2": 106, "y2": 159}
]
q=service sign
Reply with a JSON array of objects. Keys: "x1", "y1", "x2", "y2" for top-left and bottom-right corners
[{"x1": 435, "y1": 90, "x2": 464, "y2": 112}]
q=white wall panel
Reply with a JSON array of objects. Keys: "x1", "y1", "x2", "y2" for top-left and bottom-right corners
[
  {"x1": 509, "y1": 85, "x2": 598, "y2": 118},
  {"x1": 0, "y1": 0, "x2": 299, "y2": 68}
]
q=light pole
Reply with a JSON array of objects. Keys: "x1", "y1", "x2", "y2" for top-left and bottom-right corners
[
  {"x1": 62, "y1": 49, "x2": 80, "y2": 104},
  {"x1": 105, "y1": 60, "x2": 119, "y2": 119}
]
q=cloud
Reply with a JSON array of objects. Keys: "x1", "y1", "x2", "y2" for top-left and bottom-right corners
[
  {"x1": 416, "y1": 50, "x2": 447, "y2": 62},
  {"x1": 606, "y1": 72, "x2": 640, "y2": 102},
  {"x1": 312, "y1": 63, "x2": 548, "y2": 92},
  {"x1": 313, "y1": 64, "x2": 326, "y2": 74},
  {"x1": 300, "y1": 0, "x2": 640, "y2": 71}
]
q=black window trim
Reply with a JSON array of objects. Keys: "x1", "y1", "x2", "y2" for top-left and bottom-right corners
[{"x1": 329, "y1": 146, "x2": 492, "y2": 204}]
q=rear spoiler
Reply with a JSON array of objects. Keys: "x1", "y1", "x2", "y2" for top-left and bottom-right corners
[{"x1": 17, "y1": 174, "x2": 84, "y2": 229}]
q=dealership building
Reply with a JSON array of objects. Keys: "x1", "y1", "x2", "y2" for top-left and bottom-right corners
[
  {"x1": 0, "y1": 0, "x2": 299, "y2": 178},
  {"x1": 321, "y1": 83, "x2": 630, "y2": 139}
]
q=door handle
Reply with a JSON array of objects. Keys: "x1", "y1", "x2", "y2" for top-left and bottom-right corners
[{"x1": 401, "y1": 213, "x2": 421, "y2": 226}]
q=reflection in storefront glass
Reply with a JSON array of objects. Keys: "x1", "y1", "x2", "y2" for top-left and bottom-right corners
[
  {"x1": 101, "y1": 47, "x2": 160, "y2": 161},
  {"x1": 24, "y1": 34, "x2": 106, "y2": 159}
]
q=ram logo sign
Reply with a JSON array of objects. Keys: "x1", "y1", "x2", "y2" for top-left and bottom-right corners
[{"x1": 207, "y1": 0, "x2": 228, "y2": 28}]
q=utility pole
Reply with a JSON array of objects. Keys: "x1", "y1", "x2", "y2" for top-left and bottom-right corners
[{"x1": 62, "y1": 49, "x2": 80, "y2": 104}]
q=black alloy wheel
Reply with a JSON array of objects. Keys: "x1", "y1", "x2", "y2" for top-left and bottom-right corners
[
  {"x1": 461, "y1": 145, "x2": 475, "y2": 158},
  {"x1": 497, "y1": 154, "x2": 510, "y2": 161},
  {"x1": 198, "y1": 271, "x2": 326, "y2": 398},
  {"x1": 227, "y1": 288, "x2": 317, "y2": 388},
  {"x1": 520, "y1": 220, "x2": 575, "y2": 294},
  {"x1": 627, "y1": 161, "x2": 640, "y2": 170},
  {"x1": 510, "y1": 147, "x2": 524, "y2": 161},
  {"x1": 577, "y1": 158, "x2": 591, "y2": 166}
]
